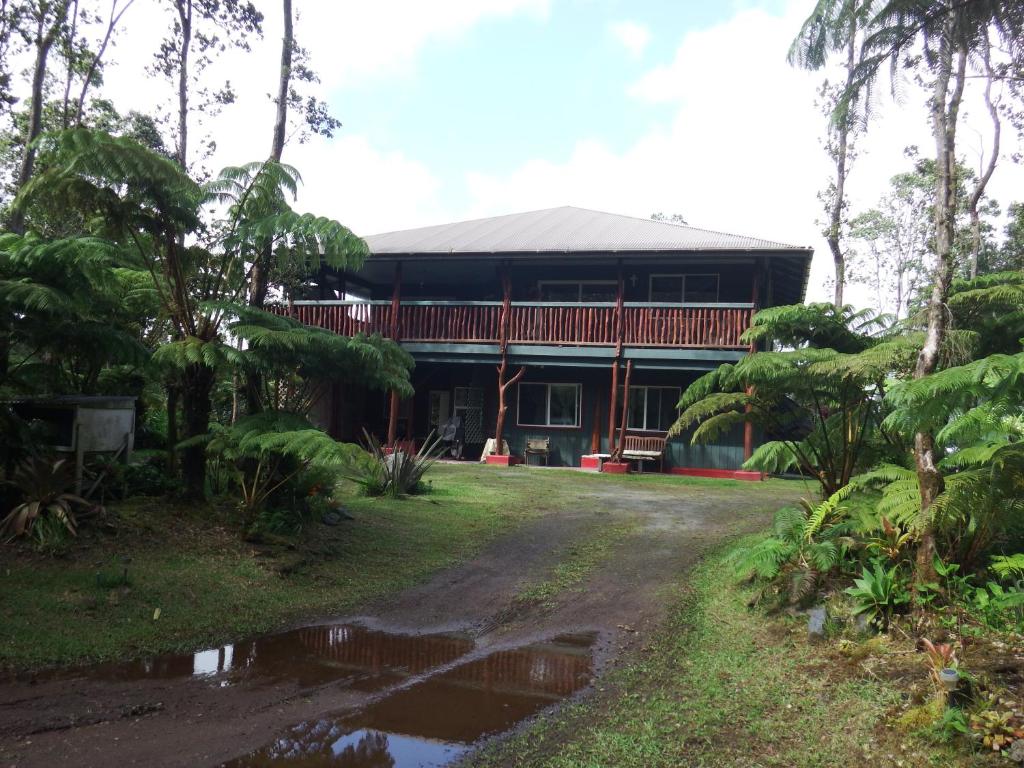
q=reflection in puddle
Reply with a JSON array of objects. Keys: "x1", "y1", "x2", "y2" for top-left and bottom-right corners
[
  {"x1": 224, "y1": 634, "x2": 596, "y2": 767},
  {"x1": 34, "y1": 625, "x2": 473, "y2": 691}
]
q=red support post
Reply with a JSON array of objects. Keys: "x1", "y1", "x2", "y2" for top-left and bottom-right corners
[
  {"x1": 386, "y1": 261, "x2": 403, "y2": 447},
  {"x1": 613, "y1": 359, "x2": 633, "y2": 462},
  {"x1": 743, "y1": 266, "x2": 761, "y2": 462}
]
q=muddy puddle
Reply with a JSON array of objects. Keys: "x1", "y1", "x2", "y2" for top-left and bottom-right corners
[
  {"x1": 23, "y1": 624, "x2": 473, "y2": 691},
  {"x1": 223, "y1": 633, "x2": 596, "y2": 767}
]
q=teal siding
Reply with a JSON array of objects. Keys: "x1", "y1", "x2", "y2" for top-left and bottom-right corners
[{"x1": 397, "y1": 362, "x2": 750, "y2": 471}]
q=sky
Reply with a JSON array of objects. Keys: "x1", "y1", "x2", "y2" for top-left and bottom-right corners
[{"x1": 92, "y1": 0, "x2": 1024, "y2": 306}]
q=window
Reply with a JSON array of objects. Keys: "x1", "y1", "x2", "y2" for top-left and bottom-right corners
[
  {"x1": 648, "y1": 274, "x2": 720, "y2": 303},
  {"x1": 537, "y1": 281, "x2": 617, "y2": 302},
  {"x1": 625, "y1": 386, "x2": 681, "y2": 432},
  {"x1": 517, "y1": 383, "x2": 582, "y2": 427}
]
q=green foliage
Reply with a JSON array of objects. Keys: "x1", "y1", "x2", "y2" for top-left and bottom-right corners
[
  {"x1": 0, "y1": 232, "x2": 150, "y2": 394},
  {"x1": 673, "y1": 303, "x2": 911, "y2": 496},
  {"x1": 223, "y1": 302, "x2": 413, "y2": 413},
  {"x1": 844, "y1": 559, "x2": 910, "y2": 630},
  {"x1": 727, "y1": 490, "x2": 855, "y2": 605},
  {"x1": 1, "y1": 457, "x2": 91, "y2": 550},
  {"x1": 205, "y1": 411, "x2": 359, "y2": 528},
  {"x1": 990, "y1": 554, "x2": 1024, "y2": 580},
  {"x1": 346, "y1": 429, "x2": 444, "y2": 499},
  {"x1": 969, "y1": 703, "x2": 1024, "y2": 754}
]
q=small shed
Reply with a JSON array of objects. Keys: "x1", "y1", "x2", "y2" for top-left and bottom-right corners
[{"x1": 8, "y1": 395, "x2": 136, "y2": 493}]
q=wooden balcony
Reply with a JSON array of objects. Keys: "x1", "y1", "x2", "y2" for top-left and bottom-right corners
[{"x1": 287, "y1": 300, "x2": 754, "y2": 349}]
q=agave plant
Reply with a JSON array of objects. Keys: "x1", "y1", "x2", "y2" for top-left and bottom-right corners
[
  {"x1": 1, "y1": 458, "x2": 89, "y2": 545},
  {"x1": 348, "y1": 430, "x2": 445, "y2": 498}
]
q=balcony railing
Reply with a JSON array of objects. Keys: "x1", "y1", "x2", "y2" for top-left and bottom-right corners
[{"x1": 287, "y1": 300, "x2": 754, "y2": 349}]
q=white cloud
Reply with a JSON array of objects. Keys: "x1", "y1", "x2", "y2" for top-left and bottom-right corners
[
  {"x1": 607, "y1": 20, "x2": 651, "y2": 59},
  {"x1": 461, "y1": 0, "x2": 1023, "y2": 307},
  {"x1": 296, "y1": 0, "x2": 551, "y2": 89},
  {"x1": 88, "y1": 1, "x2": 549, "y2": 237},
  {"x1": 287, "y1": 135, "x2": 445, "y2": 237}
]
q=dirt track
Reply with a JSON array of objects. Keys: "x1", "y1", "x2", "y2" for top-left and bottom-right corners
[{"x1": 0, "y1": 471, "x2": 800, "y2": 767}]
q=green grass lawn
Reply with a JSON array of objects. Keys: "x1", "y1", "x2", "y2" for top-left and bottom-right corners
[
  {"x1": 471, "y1": 536, "x2": 978, "y2": 768},
  {"x1": 0, "y1": 464, "x2": 772, "y2": 672},
  {"x1": 0, "y1": 464, "x2": 525, "y2": 671}
]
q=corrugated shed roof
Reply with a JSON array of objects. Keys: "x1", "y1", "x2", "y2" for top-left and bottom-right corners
[{"x1": 365, "y1": 206, "x2": 808, "y2": 255}]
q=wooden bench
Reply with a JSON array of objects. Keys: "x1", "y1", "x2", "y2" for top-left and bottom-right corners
[
  {"x1": 621, "y1": 435, "x2": 667, "y2": 473},
  {"x1": 525, "y1": 436, "x2": 551, "y2": 466}
]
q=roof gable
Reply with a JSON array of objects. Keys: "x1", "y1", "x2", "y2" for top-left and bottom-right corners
[{"x1": 364, "y1": 206, "x2": 808, "y2": 256}]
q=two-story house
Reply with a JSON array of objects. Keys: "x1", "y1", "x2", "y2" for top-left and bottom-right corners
[{"x1": 292, "y1": 206, "x2": 812, "y2": 475}]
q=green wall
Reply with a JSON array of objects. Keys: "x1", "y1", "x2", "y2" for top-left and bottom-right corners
[{"x1": 402, "y1": 362, "x2": 747, "y2": 470}]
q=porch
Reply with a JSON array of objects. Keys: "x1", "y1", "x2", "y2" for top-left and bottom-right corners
[{"x1": 288, "y1": 300, "x2": 755, "y2": 350}]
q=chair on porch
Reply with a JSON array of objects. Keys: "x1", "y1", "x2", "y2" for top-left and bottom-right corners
[
  {"x1": 621, "y1": 435, "x2": 667, "y2": 473},
  {"x1": 524, "y1": 436, "x2": 551, "y2": 466}
]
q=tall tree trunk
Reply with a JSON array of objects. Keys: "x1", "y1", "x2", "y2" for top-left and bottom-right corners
[
  {"x1": 59, "y1": 0, "x2": 79, "y2": 128},
  {"x1": 73, "y1": 0, "x2": 135, "y2": 126},
  {"x1": 913, "y1": 25, "x2": 967, "y2": 587},
  {"x1": 9, "y1": 0, "x2": 70, "y2": 234},
  {"x1": 269, "y1": 0, "x2": 291, "y2": 163},
  {"x1": 244, "y1": 0, "x2": 295, "y2": 415},
  {"x1": 181, "y1": 363, "x2": 214, "y2": 499},
  {"x1": 967, "y1": 34, "x2": 999, "y2": 281},
  {"x1": 166, "y1": 380, "x2": 179, "y2": 475},
  {"x1": 248, "y1": 0, "x2": 293, "y2": 309},
  {"x1": 828, "y1": 15, "x2": 858, "y2": 307},
  {"x1": 493, "y1": 358, "x2": 525, "y2": 455},
  {"x1": 174, "y1": 0, "x2": 192, "y2": 169}
]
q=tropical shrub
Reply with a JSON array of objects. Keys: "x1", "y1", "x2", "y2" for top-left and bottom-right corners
[
  {"x1": 1, "y1": 457, "x2": 93, "y2": 550},
  {"x1": 844, "y1": 559, "x2": 910, "y2": 630},
  {"x1": 727, "y1": 491, "x2": 855, "y2": 605},
  {"x1": 203, "y1": 412, "x2": 357, "y2": 530},
  {"x1": 671, "y1": 303, "x2": 917, "y2": 497},
  {"x1": 345, "y1": 430, "x2": 444, "y2": 499}
]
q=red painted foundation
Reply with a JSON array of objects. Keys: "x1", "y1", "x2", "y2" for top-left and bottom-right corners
[
  {"x1": 485, "y1": 454, "x2": 525, "y2": 466},
  {"x1": 670, "y1": 467, "x2": 764, "y2": 481},
  {"x1": 580, "y1": 455, "x2": 607, "y2": 471},
  {"x1": 601, "y1": 461, "x2": 631, "y2": 474}
]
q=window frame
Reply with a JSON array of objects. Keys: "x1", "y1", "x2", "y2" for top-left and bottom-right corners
[
  {"x1": 536, "y1": 280, "x2": 618, "y2": 302},
  {"x1": 625, "y1": 385, "x2": 681, "y2": 433},
  {"x1": 516, "y1": 382, "x2": 583, "y2": 429},
  {"x1": 647, "y1": 273, "x2": 721, "y2": 303}
]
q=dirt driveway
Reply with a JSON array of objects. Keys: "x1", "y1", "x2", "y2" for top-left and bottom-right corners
[{"x1": 0, "y1": 470, "x2": 801, "y2": 767}]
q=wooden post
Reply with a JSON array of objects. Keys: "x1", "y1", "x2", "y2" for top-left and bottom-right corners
[
  {"x1": 386, "y1": 261, "x2": 403, "y2": 447},
  {"x1": 590, "y1": 396, "x2": 601, "y2": 454},
  {"x1": 493, "y1": 267, "x2": 523, "y2": 455},
  {"x1": 607, "y1": 263, "x2": 625, "y2": 452},
  {"x1": 494, "y1": 357, "x2": 526, "y2": 456},
  {"x1": 613, "y1": 360, "x2": 633, "y2": 462},
  {"x1": 743, "y1": 265, "x2": 760, "y2": 462},
  {"x1": 607, "y1": 360, "x2": 619, "y2": 451}
]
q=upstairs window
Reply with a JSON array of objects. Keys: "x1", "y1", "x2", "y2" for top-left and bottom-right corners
[
  {"x1": 538, "y1": 281, "x2": 617, "y2": 302},
  {"x1": 518, "y1": 383, "x2": 581, "y2": 427},
  {"x1": 648, "y1": 274, "x2": 720, "y2": 303},
  {"x1": 625, "y1": 386, "x2": 681, "y2": 432}
]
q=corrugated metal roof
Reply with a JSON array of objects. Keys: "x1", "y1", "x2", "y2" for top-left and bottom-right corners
[{"x1": 365, "y1": 206, "x2": 808, "y2": 255}]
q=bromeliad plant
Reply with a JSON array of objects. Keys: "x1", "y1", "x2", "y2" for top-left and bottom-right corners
[
  {"x1": 845, "y1": 559, "x2": 911, "y2": 630},
  {"x1": 1, "y1": 457, "x2": 92, "y2": 549}
]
